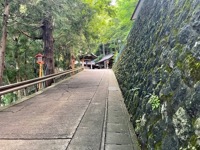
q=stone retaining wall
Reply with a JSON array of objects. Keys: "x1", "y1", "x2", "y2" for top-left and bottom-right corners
[{"x1": 114, "y1": 0, "x2": 200, "y2": 149}]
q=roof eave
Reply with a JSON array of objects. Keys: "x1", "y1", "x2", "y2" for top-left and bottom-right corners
[{"x1": 96, "y1": 54, "x2": 114, "y2": 64}]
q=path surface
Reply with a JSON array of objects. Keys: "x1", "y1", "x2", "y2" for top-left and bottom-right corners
[{"x1": 0, "y1": 69, "x2": 140, "y2": 150}]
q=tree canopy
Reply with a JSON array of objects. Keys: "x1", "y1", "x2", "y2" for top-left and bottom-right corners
[{"x1": 0, "y1": 0, "x2": 138, "y2": 86}]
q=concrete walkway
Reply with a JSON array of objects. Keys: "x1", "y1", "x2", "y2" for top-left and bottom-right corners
[{"x1": 0, "y1": 69, "x2": 140, "y2": 150}]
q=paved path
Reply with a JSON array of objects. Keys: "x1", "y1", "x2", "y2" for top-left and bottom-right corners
[{"x1": 0, "y1": 69, "x2": 140, "y2": 150}]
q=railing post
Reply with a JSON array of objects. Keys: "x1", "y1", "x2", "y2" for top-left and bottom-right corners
[
  {"x1": 17, "y1": 90, "x2": 21, "y2": 100},
  {"x1": 53, "y1": 78, "x2": 56, "y2": 84},
  {"x1": 24, "y1": 87, "x2": 28, "y2": 96},
  {"x1": 0, "y1": 95, "x2": 2, "y2": 106}
]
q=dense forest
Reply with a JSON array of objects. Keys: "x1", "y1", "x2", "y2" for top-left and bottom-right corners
[{"x1": 0, "y1": 0, "x2": 138, "y2": 104}]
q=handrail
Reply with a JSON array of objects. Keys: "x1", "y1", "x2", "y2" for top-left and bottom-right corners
[
  {"x1": 0, "y1": 68, "x2": 79, "y2": 91},
  {"x1": 0, "y1": 67, "x2": 83, "y2": 96}
]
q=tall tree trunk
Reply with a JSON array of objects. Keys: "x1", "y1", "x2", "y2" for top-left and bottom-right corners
[
  {"x1": 14, "y1": 39, "x2": 22, "y2": 99},
  {"x1": 0, "y1": 0, "x2": 9, "y2": 86},
  {"x1": 42, "y1": 16, "x2": 54, "y2": 86}
]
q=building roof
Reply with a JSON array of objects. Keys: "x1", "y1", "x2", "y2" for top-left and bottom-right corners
[
  {"x1": 79, "y1": 53, "x2": 98, "y2": 60},
  {"x1": 96, "y1": 54, "x2": 114, "y2": 64},
  {"x1": 131, "y1": 0, "x2": 144, "y2": 20}
]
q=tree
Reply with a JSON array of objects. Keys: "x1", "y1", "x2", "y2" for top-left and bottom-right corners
[
  {"x1": 0, "y1": 0, "x2": 9, "y2": 86},
  {"x1": 1, "y1": 0, "x2": 96, "y2": 85},
  {"x1": 1, "y1": 0, "x2": 137, "y2": 86}
]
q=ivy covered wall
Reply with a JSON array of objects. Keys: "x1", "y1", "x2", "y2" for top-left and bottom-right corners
[{"x1": 114, "y1": 0, "x2": 200, "y2": 149}]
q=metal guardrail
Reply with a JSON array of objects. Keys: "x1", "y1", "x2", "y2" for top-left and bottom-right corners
[{"x1": 0, "y1": 67, "x2": 84, "y2": 96}]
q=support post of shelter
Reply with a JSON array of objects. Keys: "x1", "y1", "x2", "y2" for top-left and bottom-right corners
[{"x1": 102, "y1": 44, "x2": 106, "y2": 69}]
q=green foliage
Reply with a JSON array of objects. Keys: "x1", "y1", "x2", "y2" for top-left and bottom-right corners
[
  {"x1": 19, "y1": 4, "x2": 27, "y2": 13},
  {"x1": 113, "y1": 50, "x2": 119, "y2": 62},
  {"x1": 1, "y1": 93, "x2": 17, "y2": 106},
  {"x1": 109, "y1": 0, "x2": 138, "y2": 41},
  {"x1": 82, "y1": 0, "x2": 138, "y2": 54},
  {"x1": 148, "y1": 94, "x2": 160, "y2": 110},
  {"x1": 1, "y1": 0, "x2": 96, "y2": 85},
  {"x1": 1, "y1": 0, "x2": 138, "y2": 85}
]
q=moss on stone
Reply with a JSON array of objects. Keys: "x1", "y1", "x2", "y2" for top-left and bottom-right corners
[
  {"x1": 176, "y1": 54, "x2": 200, "y2": 83},
  {"x1": 160, "y1": 37, "x2": 169, "y2": 45},
  {"x1": 177, "y1": 60, "x2": 184, "y2": 70},
  {"x1": 148, "y1": 132, "x2": 153, "y2": 138},
  {"x1": 147, "y1": 115, "x2": 162, "y2": 134},
  {"x1": 155, "y1": 141, "x2": 162, "y2": 150},
  {"x1": 191, "y1": 118, "x2": 199, "y2": 129},
  {"x1": 165, "y1": 65, "x2": 173, "y2": 73},
  {"x1": 160, "y1": 92, "x2": 173, "y2": 102},
  {"x1": 173, "y1": 43, "x2": 184, "y2": 52},
  {"x1": 155, "y1": 81, "x2": 163, "y2": 93},
  {"x1": 189, "y1": 135, "x2": 198, "y2": 147},
  {"x1": 172, "y1": 29, "x2": 179, "y2": 36},
  {"x1": 175, "y1": 0, "x2": 179, "y2": 6},
  {"x1": 186, "y1": 55, "x2": 200, "y2": 82},
  {"x1": 182, "y1": 0, "x2": 191, "y2": 11}
]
